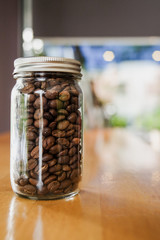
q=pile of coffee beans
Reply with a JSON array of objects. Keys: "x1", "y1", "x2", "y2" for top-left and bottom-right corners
[{"x1": 15, "y1": 75, "x2": 82, "y2": 198}]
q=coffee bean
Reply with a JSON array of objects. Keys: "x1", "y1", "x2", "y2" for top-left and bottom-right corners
[
  {"x1": 54, "y1": 189, "x2": 63, "y2": 194},
  {"x1": 37, "y1": 186, "x2": 49, "y2": 195},
  {"x1": 49, "y1": 121, "x2": 57, "y2": 130},
  {"x1": 36, "y1": 136, "x2": 45, "y2": 145},
  {"x1": 58, "y1": 156, "x2": 69, "y2": 164},
  {"x1": 43, "y1": 136, "x2": 55, "y2": 150},
  {"x1": 57, "y1": 138, "x2": 69, "y2": 147},
  {"x1": 70, "y1": 85, "x2": 79, "y2": 96},
  {"x1": 28, "y1": 141, "x2": 35, "y2": 151},
  {"x1": 34, "y1": 81, "x2": 41, "y2": 88},
  {"x1": 66, "y1": 129, "x2": 75, "y2": 137},
  {"x1": 52, "y1": 130, "x2": 66, "y2": 138},
  {"x1": 47, "y1": 181, "x2": 60, "y2": 192},
  {"x1": 54, "y1": 171, "x2": 62, "y2": 176},
  {"x1": 34, "y1": 96, "x2": 47, "y2": 108},
  {"x1": 23, "y1": 184, "x2": 37, "y2": 195},
  {"x1": 55, "y1": 115, "x2": 65, "y2": 122},
  {"x1": 28, "y1": 94, "x2": 36, "y2": 102},
  {"x1": 18, "y1": 177, "x2": 28, "y2": 186},
  {"x1": 28, "y1": 159, "x2": 37, "y2": 170},
  {"x1": 42, "y1": 153, "x2": 53, "y2": 162},
  {"x1": 21, "y1": 83, "x2": 35, "y2": 94},
  {"x1": 29, "y1": 178, "x2": 38, "y2": 186},
  {"x1": 44, "y1": 175, "x2": 57, "y2": 185},
  {"x1": 71, "y1": 97, "x2": 78, "y2": 105},
  {"x1": 27, "y1": 119, "x2": 33, "y2": 126},
  {"x1": 67, "y1": 171, "x2": 71, "y2": 178},
  {"x1": 28, "y1": 113, "x2": 34, "y2": 119},
  {"x1": 43, "y1": 112, "x2": 53, "y2": 121},
  {"x1": 27, "y1": 107, "x2": 35, "y2": 114},
  {"x1": 58, "y1": 172, "x2": 66, "y2": 182},
  {"x1": 66, "y1": 123, "x2": 74, "y2": 131},
  {"x1": 57, "y1": 120, "x2": 69, "y2": 130},
  {"x1": 70, "y1": 169, "x2": 79, "y2": 180},
  {"x1": 66, "y1": 104, "x2": 77, "y2": 113},
  {"x1": 45, "y1": 85, "x2": 60, "y2": 99},
  {"x1": 26, "y1": 131, "x2": 37, "y2": 140},
  {"x1": 59, "y1": 90, "x2": 70, "y2": 101},
  {"x1": 70, "y1": 162, "x2": 78, "y2": 169},
  {"x1": 49, "y1": 144, "x2": 62, "y2": 154},
  {"x1": 27, "y1": 125, "x2": 38, "y2": 133},
  {"x1": 49, "y1": 109, "x2": 57, "y2": 117},
  {"x1": 30, "y1": 170, "x2": 38, "y2": 179},
  {"x1": 63, "y1": 100, "x2": 70, "y2": 108},
  {"x1": 41, "y1": 82, "x2": 46, "y2": 89},
  {"x1": 57, "y1": 149, "x2": 68, "y2": 157},
  {"x1": 72, "y1": 138, "x2": 80, "y2": 145},
  {"x1": 68, "y1": 113, "x2": 77, "y2": 123},
  {"x1": 31, "y1": 146, "x2": 42, "y2": 158},
  {"x1": 49, "y1": 164, "x2": 62, "y2": 173},
  {"x1": 59, "y1": 179, "x2": 72, "y2": 189},
  {"x1": 69, "y1": 146, "x2": 77, "y2": 157},
  {"x1": 58, "y1": 109, "x2": 68, "y2": 116},
  {"x1": 43, "y1": 127, "x2": 52, "y2": 137},
  {"x1": 62, "y1": 165, "x2": 71, "y2": 171},
  {"x1": 49, "y1": 99, "x2": 63, "y2": 109},
  {"x1": 64, "y1": 184, "x2": 73, "y2": 193},
  {"x1": 34, "y1": 109, "x2": 43, "y2": 120},
  {"x1": 34, "y1": 118, "x2": 48, "y2": 128},
  {"x1": 47, "y1": 78, "x2": 58, "y2": 87},
  {"x1": 69, "y1": 155, "x2": 78, "y2": 164},
  {"x1": 48, "y1": 159, "x2": 57, "y2": 167},
  {"x1": 42, "y1": 172, "x2": 50, "y2": 181},
  {"x1": 34, "y1": 163, "x2": 48, "y2": 174}
]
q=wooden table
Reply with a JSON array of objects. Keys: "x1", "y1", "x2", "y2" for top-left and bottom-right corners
[{"x1": 1, "y1": 129, "x2": 160, "y2": 240}]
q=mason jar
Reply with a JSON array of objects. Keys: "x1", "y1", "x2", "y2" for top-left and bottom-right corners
[{"x1": 10, "y1": 57, "x2": 83, "y2": 200}]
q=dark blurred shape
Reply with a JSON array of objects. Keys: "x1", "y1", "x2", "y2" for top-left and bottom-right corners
[{"x1": 0, "y1": 0, "x2": 19, "y2": 132}]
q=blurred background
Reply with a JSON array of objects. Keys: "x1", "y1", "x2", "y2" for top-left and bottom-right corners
[{"x1": 1, "y1": 0, "x2": 160, "y2": 151}]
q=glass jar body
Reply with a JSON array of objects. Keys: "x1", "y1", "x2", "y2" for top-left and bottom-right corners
[{"x1": 10, "y1": 72, "x2": 83, "y2": 199}]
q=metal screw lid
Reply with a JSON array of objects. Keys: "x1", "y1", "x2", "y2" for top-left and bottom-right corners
[{"x1": 13, "y1": 56, "x2": 82, "y2": 77}]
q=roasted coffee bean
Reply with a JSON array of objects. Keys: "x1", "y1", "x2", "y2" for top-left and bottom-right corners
[
  {"x1": 70, "y1": 162, "x2": 78, "y2": 169},
  {"x1": 63, "y1": 100, "x2": 70, "y2": 108},
  {"x1": 70, "y1": 169, "x2": 79, "y2": 181},
  {"x1": 57, "y1": 138, "x2": 69, "y2": 147},
  {"x1": 42, "y1": 172, "x2": 50, "y2": 181},
  {"x1": 69, "y1": 146, "x2": 77, "y2": 157},
  {"x1": 71, "y1": 138, "x2": 80, "y2": 145},
  {"x1": 64, "y1": 184, "x2": 73, "y2": 193},
  {"x1": 47, "y1": 78, "x2": 58, "y2": 87},
  {"x1": 28, "y1": 159, "x2": 37, "y2": 170},
  {"x1": 21, "y1": 83, "x2": 35, "y2": 94},
  {"x1": 59, "y1": 90, "x2": 70, "y2": 101},
  {"x1": 27, "y1": 107, "x2": 35, "y2": 114},
  {"x1": 49, "y1": 121, "x2": 57, "y2": 130},
  {"x1": 34, "y1": 118, "x2": 48, "y2": 128},
  {"x1": 31, "y1": 146, "x2": 41, "y2": 158},
  {"x1": 71, "y1": 97, "x2": 78, "y2": 105},
  {"x1": 47, "y1": 181, "x2": 60, "y2": 192},
  {"x1": 57, "y1": 120, "x2": 69, "y2": 130},
  {"x1": 54, "y1": 189, "x2": 63, "y2": 194},
  {"x1": 41, "y1": 82, "x2": 46, "y2": 89},
  {"x1": 49, "y1": 109, "x2": 57, "y2": 116},
  {"x1": 28, "y1": 141, "x2": 35, "y2": 151},
  {"x1": 69, "y1": 155, "x2": 78, "y2": 164},
  {"x1": 44, "y1": 175, "x2": 57, "y2": 185},
  {"x1": 34, "y1": 81, "x2": 41, "y2": 88},
  {"x1": 54, "y1": 171, "x2": 62, "y2": 176},
  {"x1": 34, "y1": 109, "x2": 43, "y2": 120},
  {"x1": 58, "y1": 156, "x2": 69, "y2": 164},
  {"x1": 67, "y1": 171, "x2": 71, "y2": 178},
  {"x1": 59, "y1": 179, "x2": 72, "y2": 189},
  {"x1": 27, "y1": 119, "x2": 33, "y2": 126},
  {"x1": 66, "y1": 104, "x2": 77, "y2": 113},
  {"x1": 62, "y1": 165, "x2": 71, "y2": 171},
  {"x1": 55, "y1": 115, "x2": 65, "y2": 122},
  {"x1": 48, "y1": 159, "x2": 57, "y2": 167},
  {"x1": 23, "y1": 184, "x2": 36, "y2": 195},
  {"x1": 27, "y1": 125, "x2": 38, "y2": 133},
  {"x1": 70, "y1": 85, "x2": 79, "y2": 96},
  {"x1": 49, "y1": 144, "x2": 62, "y2": 154},
  {"x1": 26, "y1": 131, "x2": 37, "y2": 140},
  {"x1": 66, "y1": 123, "x2": 74, "y2": 131},
  {"x1": 66, "y1": 129, "x2": 75, "y2": 137},
  {"x1": 43, "y1": 136, "x2": 55, "y2": 150},
  {"x1": 58, "y1": 172, "x2": 66, "y2": 182},
  {"x1": 28, "y1": 113, "x2": 34, "y2": 119},
  {"x1": 30, "y1": 170, "x2": 38, "y2": 179},
  {"x1": 52, "y1": 129, "x2": 66, "y2": 138},
  {"x1": 34, "y1": 163, "x2": 48, "y2": 174},
  {"x1": 43, "y1": 112, "x2": 53, "y2": 121},
  {"x1": 57, "y1": 149, "x2": 68, "y2": 157},
  {"x1": 49, "y1": 99, "x2": 63, "y2": 109},
  {"x1": 18, "y1": 177, "x2": 28, "y2": 186},
  {"x1": 42, "y1": 153, "x2": 53, "y2": 162},
  {"x1": 68, "y1": 113, "x2": 77, "y2": 123},
  {"x1": 34, "y1": 96, "x2": 47, "y2": 108},
  {"x1": 76, "y1": 116, "x2": 81, "y2": 125},
  {"x1": 49, "y1": 164, "x2": 61, "y2": 173},
  {"x1": 45, "y1": 85, "x2": 60, "y2": 99},
  {"x1": 29, "y1": 178, "x2": 38, "y2": 186},
  {"x1": 28, "y1": 94, "x2": 36, "y2": 102},
  {"x1": 37, "y1": 186, "x2": 49, "y2": 195},
  {"x1": 36, "y1": 136, "x2": 45, "y2": 145},
  {"x1": 43, "y1": 127, "x2": 52, "y2": 137},
  {"x1": 58, "y1": 109, "x2": 68, "y2": 116}
]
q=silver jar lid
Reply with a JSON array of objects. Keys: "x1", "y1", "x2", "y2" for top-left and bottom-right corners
[{"x1": 13, "y1": 57, "x2": 82, "y2": 77}]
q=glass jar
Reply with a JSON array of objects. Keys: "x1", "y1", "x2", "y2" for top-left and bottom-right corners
[{"x1": 10, "y1": 57, "x2": 83, "y2": 200}]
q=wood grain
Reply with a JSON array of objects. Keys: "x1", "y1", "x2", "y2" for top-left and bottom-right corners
[{"x1": 1, "y1": 129, "x2": 160, "y2": 240}]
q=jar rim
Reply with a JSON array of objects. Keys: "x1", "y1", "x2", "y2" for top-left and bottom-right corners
[{"x1": 13, "y1": 57, "x2": 82, "y2": 77}]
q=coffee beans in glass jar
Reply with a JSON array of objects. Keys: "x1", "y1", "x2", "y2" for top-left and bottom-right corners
[{"x1": 10, "y1": 57, "x2": 83, "y2": 200}]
